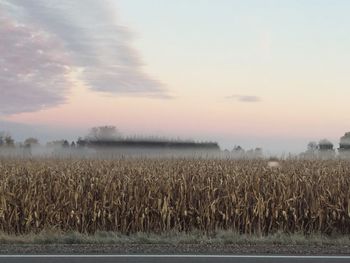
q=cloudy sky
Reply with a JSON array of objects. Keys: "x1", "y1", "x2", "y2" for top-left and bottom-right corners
[{"x1": 1, "y1": 0, "x2": 350, "y2": 153}]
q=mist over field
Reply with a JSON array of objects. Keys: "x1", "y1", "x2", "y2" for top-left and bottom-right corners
[
  {"x1": 0, "y1": 125, "x2": 349, "y2": 161},
  {"x1": 0, "y1": 120, "x2": 340, "y2": 157}
]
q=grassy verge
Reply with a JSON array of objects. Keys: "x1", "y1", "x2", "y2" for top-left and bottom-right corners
[{"x1": 0, "y1": 230, "x2": 350, "y2": 246}]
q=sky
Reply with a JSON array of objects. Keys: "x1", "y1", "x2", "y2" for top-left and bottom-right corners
[{"x1": 1, "y1": 0, "x2": 350, "y2": 154}]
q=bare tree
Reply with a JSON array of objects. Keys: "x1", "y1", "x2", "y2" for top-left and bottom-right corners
[
  {"x1": 86, "y1": 126, "x2": 122, "y2": 141},
  {"x1": 307, "y1": 141, "x2": 318, "y2": 153}
]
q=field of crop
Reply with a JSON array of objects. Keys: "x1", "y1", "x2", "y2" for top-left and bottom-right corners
[{"x1": 0, "y1": 158, "x2": 350, "y2": 236}]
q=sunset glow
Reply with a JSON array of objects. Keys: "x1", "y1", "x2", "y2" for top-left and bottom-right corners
[{"x1": 1, "y1": 0, "x2": 350, "y2": 153}]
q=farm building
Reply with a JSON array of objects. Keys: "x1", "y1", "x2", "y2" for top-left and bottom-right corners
[
  {"x1": 318, "y1": 139, "x2": 335, "y2": 159},
  {"x1": 339, "y1": 132, "x2": 350, "y2": 158},
  {"x1": 339, "y1": 132, "x2": 350, "y2": 150},
  {"x1": 318, "y1": 139, "x2": 334, "y2": 151}
]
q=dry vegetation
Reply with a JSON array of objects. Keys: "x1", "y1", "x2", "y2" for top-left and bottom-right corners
[{"x1": 0, "y1": 158, "x2": 350, "y2": 236}]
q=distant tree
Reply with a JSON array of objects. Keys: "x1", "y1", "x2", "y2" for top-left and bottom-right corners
[
  {"x1": 232, "y1": 145, "x2": 244, "y2": 152},
  {"x1": 0, "y1": 131, "x2": 10, "y2": 147},
  {"x1": 307, "y1": 141, "x2": 318, "y2": 152},
  {"x1": 86, "y1": 126, "x2": 122, "y2": 141},
  {"x1": 24, "y1": 137, "x2": 40, "y2": 147},
  {"x1": 0, "y1": 132, "x2": 15, "y2": 147},
  {"x1": 62, "y1": 140, "x2": 70, "y2": 148},
  {"x1": 71, "y1": 141, "x2": 76, "y2": 148},
  {"x1": 234, "y1": 145, "x2": 242, "y2": 151},
  {"x1": 76, "y1": 137, "x2": 86, "y2": 148},
  {"x1": 5, "y1": 136, "x2": 14, "y2": 147},
  {"x1": 0, "y1": 131, "x2": 9, "y2": 146}
]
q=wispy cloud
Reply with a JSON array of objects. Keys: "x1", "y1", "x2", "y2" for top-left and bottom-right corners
[
  {"x1": 225, "y1": 95, "x2": 262, "y2": 103},
  {"x1": 0, "y1": 0, "x2": 168, "y2": 114}
]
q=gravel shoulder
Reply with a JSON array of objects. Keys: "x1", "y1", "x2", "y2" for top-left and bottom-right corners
[
  {"x1": 1, "y1": 231, "x2": 350, "y2": 255},
  {"x1": 1, "y1": 244, "x2": 350, "y2": 255}
]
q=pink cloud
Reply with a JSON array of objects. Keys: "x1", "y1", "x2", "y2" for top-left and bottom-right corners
[
  {"x1": 0, "y1": 10, "x2": 71, "y2": 114},
  {"x1": 0, "y1": 0, "x2": 170, "y2": 115}
]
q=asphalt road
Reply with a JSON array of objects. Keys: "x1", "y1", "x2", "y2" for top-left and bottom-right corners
[{"x1": 1, "y1": 255, "x2": 350, "y2": 263}]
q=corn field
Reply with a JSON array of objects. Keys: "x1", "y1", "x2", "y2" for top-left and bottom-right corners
[{"x1": 0, "y1": 158, "x2": 350, "y2": 235}]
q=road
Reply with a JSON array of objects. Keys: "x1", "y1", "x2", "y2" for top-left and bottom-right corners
[{"x1": 0, "y1": 255, "x2": 350, "y2": 263}]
